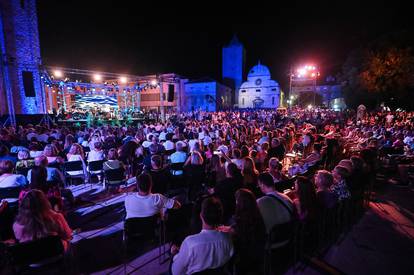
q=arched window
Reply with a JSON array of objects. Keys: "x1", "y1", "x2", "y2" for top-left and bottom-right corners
[
  {"x1": 242, "y1": 98, "x2": 245, "y2": 105},
  {"x1": 272, "y1": 97, "x2": 275, "y2": 105}
]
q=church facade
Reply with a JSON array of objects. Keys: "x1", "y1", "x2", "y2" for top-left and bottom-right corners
[{"x1": 238, "y1": 62, "x2": 280, "y2": 109}]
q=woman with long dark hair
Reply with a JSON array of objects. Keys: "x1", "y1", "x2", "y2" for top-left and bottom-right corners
[
  {"x1": 13, "y1": 189, "x2": 72, "y2": 251},
  {"x1": 291, "y1": 176, "x2": 318, "y2": 221},
  {"x1": 231, "y1": 188, "x2": 266, "y2": 274}
]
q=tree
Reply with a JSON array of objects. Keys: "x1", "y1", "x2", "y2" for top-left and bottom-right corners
[{"x1": 341, "y1": 31, "x2": 414, "y2": 110}]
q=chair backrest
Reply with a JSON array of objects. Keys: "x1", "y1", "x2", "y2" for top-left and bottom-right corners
[
  {"x1": 0, "y1": 186, "x2": 23, "y2": 200},
  {"x1": 170, "y1": 162, "x2": 185, "y2": 171},
  {"x1": 15, "y1": 167, "x2": 31, "y2": 177},
  {"x1": 6, "y1": 235, "x2": 64, "y2": 267},
  {"x1": 191, "y1": 262, "x2": 231, "y2": 275},
  {"x1": 267, "y1": 220, "x2": 295, "y2": 246},
  {"x1": 48, "y1": 162, "x2": 62, "y2": 170},
  {"x1": 88, "y1": 160, "x2": 104, "y2": 171},
  {"x1": 104, "y1": 168, "x2": 125, "y2": 182},
  {"x1": 124, "y1": 216, "x2": 158, "y2": 241},
  {"x1": 64, "y1": 161, "x2": 84, "y2": 172}
]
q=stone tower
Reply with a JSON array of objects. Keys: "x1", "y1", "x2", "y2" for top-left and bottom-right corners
[
  {"x1": 0, "y1": 0, "x2": 45, "y2": 120},
  {"x1": 222, "y1": 35, "x2": 245, "y2": 107}
]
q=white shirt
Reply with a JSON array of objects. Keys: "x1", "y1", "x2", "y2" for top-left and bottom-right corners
[
  {"x1": 170, "y1": 151, "x2": 187, "y2": 176},
  {"x1": 159, "y1": 131, "x2": 167, "y2": 141},
  {"x1": 202, "y1": 135, "x2": 213, "y2": 146},
  {"x1": 170, "y1": 151, "x2": 187, "y2": 164},
  {"x1": 142, "y1": 140, "x2": 152, "y2": 148},
  {"x1": 37, "y1": 133, "x2": 49, "y2": 143},
  {"x1": 188, "y1": 139, "x2": 199, "y2": 152},
  {"x1": 87, "y1": 149, "x2": 104, "y2": 162},
  {"x1": 163, "y1": 140, "x2": 175, "y2": 151},
  {"x1": 0, "y1": 174, "x2": 27, "y2": 188},
  {"x1": 217, "y1": 145, "x2": 229, "y2": 155},
  {"x1": 172, "y1": 229, "x2": 234, "y2": 275},
  {"x1": 124, "y1": 193, "x2": 175, "y2": 219},
  {"x1": 26, "y1": 133, "x2": 37, "y2": 141}
]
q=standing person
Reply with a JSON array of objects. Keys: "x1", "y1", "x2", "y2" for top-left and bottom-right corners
[{"x1": 171, "y1": 197, "x2": 234, "y2": 275}]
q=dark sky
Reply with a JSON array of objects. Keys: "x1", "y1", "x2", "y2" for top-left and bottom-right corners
[{"x1": 36, "y1": 0, "x2": 411, "y2": 89}]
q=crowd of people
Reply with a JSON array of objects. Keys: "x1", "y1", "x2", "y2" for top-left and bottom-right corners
[{"x1": 1, "y1": 107, "x2": 414, "y2": 274}]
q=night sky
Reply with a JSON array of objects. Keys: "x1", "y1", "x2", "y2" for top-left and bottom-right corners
[{"x1": 36, "y1": 1, "x2": 411, "y2": 89}]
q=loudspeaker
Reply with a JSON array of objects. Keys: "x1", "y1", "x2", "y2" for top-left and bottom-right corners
[
  {"x1": 22, "y1": 71, "x2": 35, "y2": 97},
  {"x1": 167, "y1": 84, "x2": 175, "y2": 102}
]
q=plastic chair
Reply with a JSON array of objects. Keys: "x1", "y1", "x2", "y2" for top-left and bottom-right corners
[
  {"x1": 104, "y1": 168, "x2": 126, "y2": 190},
  {"x1": 5, "y1": 235, "x2": 64, "y2": 274},
  {"x1": 87, "y1": 160, "x2": 104, "y2": 185},
  {"x1": 0, "y1": 186, "x2": 23, "y2": 200},
  {"x1": 63, "y1": 161, "x2": 85, "y2": 186},
  {"x1": 123, "y1": 215, "x2": 165, "y2": 265}
]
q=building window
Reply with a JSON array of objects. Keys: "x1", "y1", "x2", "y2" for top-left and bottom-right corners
[
  {"x1": 242, "y1": 98, "x2": 245, "y2": 105},
  {"x1": 256, "y1": 89, "x2": 261, "y2": 92},
  {"x1": 272, "y1": 97, "x2": 275, "y2": 105},
  {"x1": 241, "y1": 90, "x2": 246, "y2": 93},
  {"x1": 271, "y1": 88, "x2": 277, "y2": 91}
]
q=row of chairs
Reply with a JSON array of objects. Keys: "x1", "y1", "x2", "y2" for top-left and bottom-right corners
[{"x1": 62, "y1": 160, "x2": 126, "y2": 189}]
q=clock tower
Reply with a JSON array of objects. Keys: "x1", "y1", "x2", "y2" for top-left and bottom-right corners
[{"x1": 222, "y1": 35, "x2": 245, "y2": 107}]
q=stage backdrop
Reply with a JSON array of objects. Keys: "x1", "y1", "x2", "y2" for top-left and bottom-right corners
[{"x1": 74, "y1": 94, "x2": 118, "y2": 111}]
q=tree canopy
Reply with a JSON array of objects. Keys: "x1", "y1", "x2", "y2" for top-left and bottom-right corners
[{"x1": 341, "y1": 31, "x2": 414, "y2": 110}]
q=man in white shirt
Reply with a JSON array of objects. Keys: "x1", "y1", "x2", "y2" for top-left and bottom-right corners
[
  {"x1": 170, "y1": 141, "x2": 187, "y2": 176},
  {"x1": 163, "y1": 138, "x2": 175, "y2": 151},
  {"x1": 125, "y1": 173, "x2": 180, "y2": 219},
  {"x1": 142, "y1": 135, "x2": 153, "y2": 149},
  {"x1": 171, "y1": 197, "x2": 234, "y2": 275}
]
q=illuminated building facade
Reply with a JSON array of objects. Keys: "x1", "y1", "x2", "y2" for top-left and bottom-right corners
[
  {"x1": 0, "y1": 0, "x2": 46, "y2": 122},
  {"x1": 239, "y1": 62, "x2": 280, "y2": 109}
]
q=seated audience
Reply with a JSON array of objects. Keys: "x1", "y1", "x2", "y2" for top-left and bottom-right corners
[
  {"x1": 13, "y1": 189, "x2": 72, "y2": 251},
  {"x1": 171, "y1": 197, "x2": 234, "y2": 275},
  {"x1": 332, "y1": 165, "x2": 352, "y2": 201},
  {"x1": 256, "y1": 172, "x2": 294, "y2": 245},
  {"x1": 314, "y1": 170, "x2": 338, "y2": 209},
  {"x1": 0, "y1": 160, "x2": 27, "y2": 188},
  {"x1": 124, "y1": 173, "x2": 180, "y2": 219}
]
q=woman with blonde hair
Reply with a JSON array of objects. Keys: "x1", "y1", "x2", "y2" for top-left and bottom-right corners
[
  {"x1": 66, "y1": 144, "x2": 86, "y2": 177},
  {"x1": 13, "y1": 189, "x2": 72, "y2": 251},
  {"x1": 242, "y1": 157, "x2": 259, "y2": 195}
]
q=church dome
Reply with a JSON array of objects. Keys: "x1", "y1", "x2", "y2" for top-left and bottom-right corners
[{"x1": 247, "y1": 62, "x2": 271, "y2": 78}]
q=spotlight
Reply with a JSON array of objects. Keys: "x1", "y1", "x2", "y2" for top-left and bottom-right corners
[
  {"x1": 151, "y1": 80, "x2": 157, "y2": 86},
  {"x1": 307, "y1": 104, "x2": 312, "y2": 109},
  {"x1": 120, "y1": 76, "x2": 127, "y2": 84},
  {"x1": 53, "y1": 70, "x2": 63, "y2": 78},
  {"x1": 94, "y1": 74, "x2": 102, "y2": 81}
]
